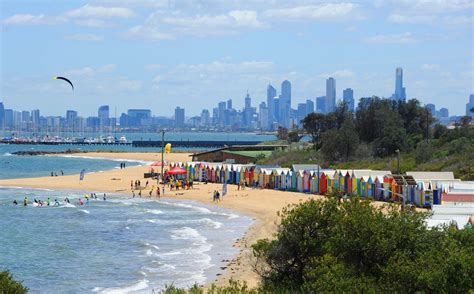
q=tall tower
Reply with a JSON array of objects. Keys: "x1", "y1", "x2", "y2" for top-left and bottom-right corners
[
  {"x1": 280, "y1": 80, "x2": 291, "y2": 127},
  {"x1": 393, "y1": 67, "x2": 406, "y2": 101},
  {"x1": 267, "y1": 84, "x2": 277, "y2": 124},
  {"x1": 326, "y1": 77, "x2": 336, "y2": 113},
  {"x1": 343, "y1": 88, "x2": 354, "y2": 112}
]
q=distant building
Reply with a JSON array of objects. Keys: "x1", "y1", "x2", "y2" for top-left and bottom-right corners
[
  {"x1": 267, "y1": 84, "x2": 277, "y2": 125},
  {"x1": 425, "y1": 103, "x2": 436, "y2": 116},
  {"x1": 0, "y1": 102, "x2": 4, "y2": 128},
  {"x1": 466, "y1": 94, "x2": 474, "y2": 118},
  {"x1": 439, "y1": 107, "x2": 449, "y2": 118},
  {"x1": 200, "y1": 109, "x2": 210, "y2": 127},
  {"x1": 343, "y1": 88, "x2": 354, "y2": 111},
  {"x1": 227, "y1": 99, "x2": 233, "y2": 110},
  {"x1": 279, "y1": 80, "x2": 291, "y2": 128},
  {"x1": 66, "y1": 110, "x2": 78, "y2": 127},
  {"x1": 316, "y1": 96, "x2": 326, "y2": 113},
  {"x1": 125, "y1": 109, "x2": 152, "y2": 127},
  {"x1": 326, "y1": 77, "x2": 336, "y2": 113},
  {"x1": 31, "y1": 109, "x2": 40, "y2": 130},
  {"x1": 297, "y1": 103, "x2": 307, "y2": 125},
  {"x1": 174, "y1": 107, "x2": 185, "y2": 127},
  {"x1": 4, "y1": 109, "x2": 13, "y2": 128},
  {"x1": 306, "y1": 99, "x2": 314, "y2": 114},
  {"x1": 391, "y1": 67, "x2": 406, "y2": 101},
  {"x1": 243, "y1": 92, "x2": 256, "y2": 128},
  {"x1": 98, "y1": 105, "x2": 110, "y2": 128},
  {"x1": 259, "y1": 102, "x2": 269, "y2": 130}
]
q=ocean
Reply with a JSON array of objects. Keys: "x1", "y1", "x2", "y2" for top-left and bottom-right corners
[
  {"x1": 0, "y1": 132, "x2": 259, "y2": 292},
  {"x1": 0, "y1": 187, "x2": 252, "y2": 293}
]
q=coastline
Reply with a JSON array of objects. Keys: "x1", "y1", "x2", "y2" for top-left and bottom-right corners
[{"x1": 0, "y1": 152, "x2": 321, "y2": 288}]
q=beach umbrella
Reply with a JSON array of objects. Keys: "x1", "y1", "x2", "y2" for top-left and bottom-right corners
[{"x1": 165, "y1": 166, "x2": 187, "y2": 175}]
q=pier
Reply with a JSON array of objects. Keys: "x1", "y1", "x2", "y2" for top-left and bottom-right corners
[{"x1": 0, "y1": 140, "x2": 264, "y2": 148}]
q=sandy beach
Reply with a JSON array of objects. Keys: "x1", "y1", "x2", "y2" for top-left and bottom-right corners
[{"x1": 0, "y1": 152, "x2": 321, "y2": 287}]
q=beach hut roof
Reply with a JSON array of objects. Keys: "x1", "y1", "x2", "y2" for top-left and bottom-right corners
[
  {"x1": 292, "y1": 164, "x2": 321, "y2": 172},
  {"x1": 352, "y1": 170, "x2": 391, "y2": 179},
  {"x1": 406, "y1": 171, "x2": 455, "y2": 181}
]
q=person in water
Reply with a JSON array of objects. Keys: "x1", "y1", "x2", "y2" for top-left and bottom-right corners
[
  {"x1": 103, "y1": 193, "x2": 107, "y2": 201},
  {"x1": 46, "y1": 197, "x2": 51, "y2": 206},
  {"x1": 78, "y1": 198, "x2": 84, "y2": 205},
  {"x1": 23, "y1": 197, "x2": 28, "y2": 206},
  {"x1": 64, "y1": 197, "x2": 70, "y2": 204},
  {"x1": 13, "y1": 200, "x2": 18, "y2": 205},
  {"x1": 54, "y1": 199, "x2": 60, "y2": 206}
]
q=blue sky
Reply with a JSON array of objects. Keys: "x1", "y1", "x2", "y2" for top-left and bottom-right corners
[{"x1": 1, "y1": 0, "x2": 473, "y2": 116}]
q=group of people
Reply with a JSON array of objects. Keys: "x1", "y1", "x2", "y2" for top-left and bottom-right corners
[
  {"x1": 50, "y1": 170, "x2": 64, "y2": 177},
  {"x1": 119, "y1": 162, "x2": 127, "y2": 169},
  {"x1": 14, "y1": 193, "x2": 106, "y2": 206},
  {"x1": 164, "y1": 177, "x2": 193, "y2": 191}
]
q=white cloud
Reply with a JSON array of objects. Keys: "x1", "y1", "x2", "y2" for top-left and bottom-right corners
[
  {"x1": 144, "y1": 64, "x2": 162, "y2": 70},
  {"x1": 318, "y1": 70, "x2": 354, "y2": 79},
  {"x1": 364, "y1": 32, "x2": 416, "y2": 44},
  {"x1": 74, "y1": 19, "x2": 115, "y2": 28},
  {"x1": 65, "y1": 4, "x2": 135, "y2": 19},
  {"x1": 125, "y1": 25, "x2": 175, "y2": 41},
  {"x1": 378, "y1": 0, "x2": 473, "y2": 13},
  {"x1": 64, "y1": 64, "x2": 116, "y2": 76},
  {"x1": 116, "y1": 79, "x2": 143, "y2": 91},
  {"x1": 388, "y1": 13, "x2": 474, "y2": 26},
  {"x1": 65, "y1": 34, "x2": 104, "y2": 42},
  {"x1": 421, "y1": 64, "x2": 440, "y2": 71},
  {"x1": 2, "y1": 14, "x2": 65, "y2": 25},
  {"x1": 263, "y1": 3, "x2": 360, "y2": 21}
]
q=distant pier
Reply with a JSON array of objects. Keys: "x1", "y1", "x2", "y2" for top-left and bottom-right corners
[{"x1": 0, "y1": 140, "x2": 264, "y2": 148}]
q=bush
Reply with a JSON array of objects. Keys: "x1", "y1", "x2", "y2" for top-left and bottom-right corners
[
  {"x1": 252, "y1": 198, "x2": 474, "y2": 292},
  {"x1": 0, "y1": 271, "x2": 28, "y2": 294}
]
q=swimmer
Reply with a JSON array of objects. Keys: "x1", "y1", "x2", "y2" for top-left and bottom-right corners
[
  {"x1": 103, "y1": 193, "x2": 106, "y2": 201},
  {"x1": 78, "y1": 198, "x2": 84, "y2": 205},
  {"x1": 54, "y1": 199, "x2": 60, "y2": 206},
  {"x1": 23, "y1": 197, "x2": 28, "y2": 206},
  {"x1": 13, "y1": 200, "x2": 18, "y2": 205}
]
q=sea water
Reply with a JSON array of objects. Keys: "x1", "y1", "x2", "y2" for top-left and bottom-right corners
[
  {"x1": 0, "y1": 144, "x2": 150, "y2": 179},
  {"x1": 0, "y1": 187, "x2": 252, "y2": 293}
]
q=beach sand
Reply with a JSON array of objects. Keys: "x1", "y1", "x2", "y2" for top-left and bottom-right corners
[{"x1": 0, "y1": 152, "x2": 321, "y2": 288}]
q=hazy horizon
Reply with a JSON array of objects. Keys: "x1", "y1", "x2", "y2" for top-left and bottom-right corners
[{"x1": 1, "y1": 0, "x2": 473, "y2": 116}]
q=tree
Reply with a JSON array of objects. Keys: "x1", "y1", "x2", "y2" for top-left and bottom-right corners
[
  {"x1": 301, "y1": 113, "x2": 328, "y2": 148},
  {"x1": 320, "y1": 117, "x2": 358, "y2": 162},
  {"x1": 288, "y1": 128, "x2": 304, "y2": 143},
  {"x1": 0, "y1": 271, "x2": 28, "y2": 293},
  {"x1": 276, "y1": 127, "x2": 289, "y2": 141},
  {"x1": 252, "y1": 198, "x2": 474, "y2": 293}
]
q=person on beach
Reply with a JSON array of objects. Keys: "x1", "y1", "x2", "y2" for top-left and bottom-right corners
[
  {"x1": 60, "y1": 170, "x2": 64, "y2": 176},
  {"x1": 156, "y1": 187, "x2": 160, "y2": 198},
  {"x1": 146, "y1": 180, "x2": 149, "y2": 188},
  {"x1": 149, "y1": 190, "x2": 152, "y2": 197},
  {"x1": 51, "y1": 172, "x2": 54, "y2": 177},
  {"x1": 138, "y1": 190, "x2": 142, "y2": 197},
  {"x1": 131, "y1": 180, "x2": 133, "y2": 190},
  {"x1": 132, "y1": 190, "x2": 135, "y2": 198}
]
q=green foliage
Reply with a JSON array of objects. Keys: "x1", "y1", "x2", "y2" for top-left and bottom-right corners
[
  {"x1": 415, "y1": 140, "x2": 433, "y2": 163},
  {"x1": 0, "y1": 271, "x2": 28, "y2": 294},
  {"x1": 252, "y1": 198, "x2": 474, "y2": 292},
  {"x1": 275, "y1": 127, "x2": 289, "y2": 141},
  {"x1": 162, "y1": 279, "x2": 259, "y2": 294}
]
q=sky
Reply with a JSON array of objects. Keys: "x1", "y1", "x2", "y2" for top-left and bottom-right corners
[{"x1": 1, "y1": 0, "x2": 473, "y2": 117}]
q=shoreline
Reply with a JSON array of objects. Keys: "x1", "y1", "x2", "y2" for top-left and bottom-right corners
[{"x1": 0, "y1": 152, "x2": 321, "y2": 288}]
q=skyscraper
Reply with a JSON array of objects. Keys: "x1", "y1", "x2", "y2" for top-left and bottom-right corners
[
  {"x1": 343, "y1": 88, "x2": 354, "y2": 112},
  {"x1": 326, "y1": 78, "x2": 336, "y2": 113},
  {"x1": 200, "y1": 109, "x2": 210, "y2": 126},
  {"x1": 259, "y1": 102, "x2": 269, "y2": 130},
  {"x1": 98, "y1": 105, "x2": 110, "y2": 128},
  {"x1": 316, "y1": 96, "x2": 326, "y2": 113},
  {"x1": 227, "y1": 99, "x2": 232, "y2": 110},
  {"x1": 174, "y1": 107, "x2": 185, "y2": 127},
  {"x1": 392, "y1": 67, "x2": 406, "y2": 101},
  {"x1": 466, "y1": 94, "x2": 474, "y2": 118},
  {"x1": 218, "y1": 101, "x2": 226, "y2": 126},
  {"x1": 306, "y1": 99, "x2": 314, "y2": 114},
  {"x1": 267, "y1": 84, "x2": 277, "y2": 125},
  {"x1": 280, "y1": 80, "x2": 291, "y2": 127},
  {"x1": 244, "y1": 92, "x2": 251, "y2": 109},
  {"x1": 0, "y1": 102, "x2": 4, "y2": 128},
  {"x1": 425, "y1": 103, "x2": 436, "y2": 116},
  {"x1": 66, "y1": 110, "x2": 78, "y2": 128}
]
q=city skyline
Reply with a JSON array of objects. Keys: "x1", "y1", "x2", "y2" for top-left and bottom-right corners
[{"x1": 1, "y1": 0, "x2": 473, "y2": 116}]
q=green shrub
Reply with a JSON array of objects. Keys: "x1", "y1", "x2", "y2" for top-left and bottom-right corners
[{"x1": 0, "y1": 271, "x2": 28, "y2": 294}]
